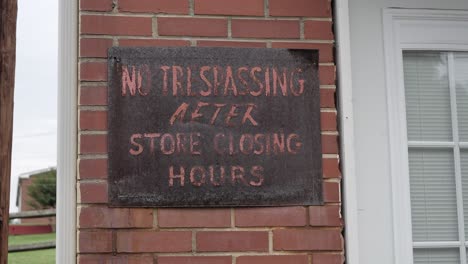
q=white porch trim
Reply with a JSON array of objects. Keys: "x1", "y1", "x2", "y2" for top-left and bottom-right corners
[
  {"x1": 57, "y1": 0, "x2": 77, "y2": 263},
  {"x1": 334, "y1": 0, "x2": 360, "y2": 263}
]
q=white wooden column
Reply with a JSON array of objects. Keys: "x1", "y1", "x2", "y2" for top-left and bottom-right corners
[{"x1": 57, "y1": 0, "x2": 77, "y2": 263}]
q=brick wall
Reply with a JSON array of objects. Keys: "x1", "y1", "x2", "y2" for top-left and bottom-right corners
[{"x1": 78, "y1": 0, "x2": 342, "y2": 263}]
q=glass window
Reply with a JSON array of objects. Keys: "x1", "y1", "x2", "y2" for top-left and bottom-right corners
[{"x1": 404, "y1": 51, "x2": 468, "y2": 263}]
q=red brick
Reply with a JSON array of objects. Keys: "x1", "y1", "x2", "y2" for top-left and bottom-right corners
[
  {"x1": 273, "y1": 229, "x2": 342, "y2": 251},
  {"x1": 322, "y1": 135, "x2": 338, "y2": 154},
  {"x1": 320, "y1": 89, "x2": 336, "y2": 108},
  {"x1": 79, "y1": 182, "x2": 108, "y2": 204},
  {"x1": 309, "y1": 205, "x2": 342, "y2": 226},
  {"x1": 235, "y1": 207, "x2": 306, "y2": 227},
  {"x1": 80, "y1": 38, "x2": 113, "y2": 58},
  {"x1": 195, "y1": 0, "x2": 263, "y2": 16},
  {"x1": 305, "y1": 20, "x2": 334, "y2": 40},
  {"x1": 79, "y1": 159, "x2": 108, "y2": 179},
  {"x1": 158, "y1": 209, "x2": 230, "y2": 228},
  {"x1": 158, "y1": 256, "x2": 231, "y2": 264},
  {"x1": 272, "y1": 42, "x2": 334, "y2": 63},
  {"x1": 81, "y1": 0, "x2": 113, "y2": 11},
  {"x1": 81, "y1": 15, "x2": 152, "y2": 36},
  {"x1": 324, "y1": 181, "x2": 340, "y2": 203},
  {"x1": 80, "y1": 207, "x2": 153, "y2": 228},
  {"x1": 119, "y1": 39, "x2": 190, "y2": 47},
  {"x1": 323, "y1": 158, "x2": 341, "y2": 179},
  {"x1": 117, "y1": 231, "x2": 192, "y2": 252},
  {"x1": 312, "y1": 254, "x2": 345, "y2": 264},
  {"x1": 79, "y1": 254, "x2": 154, "y2": 264},
  {"x1": 79, "y1": 230, "x2": 113, "y2": 253},
  {"x1": 269, "y1": 0, "x2": 331, "y2": 17},
  {"x1": 320, "y1": 65, "x2": 336, "y2": 85},
  {"x1": 80, "y1": 111, "x2": 107, "y2": 131},
  {"x1": 158, "y1": 17, "x2": 228, "y2": 37},
  {"x1": 80, "y1": 62, "x2": 107, "y2": 82},
  {"x1": 80, "y1": 86, "x2": 108, "y2": 106},
  {"x1": 197, "y1": 231, "x2": 268, "y2": 252},
  {"x1": 197, "y1": 40, "x2": 267, "y2": 48},
  {"x1": 119, "y1": 0, "x2": 189, "y2": 14},
  {"x1": 232, "y1": 19, "x2": 300, "y2": 39},
  {"x1": 237, "y1": 255, "x2": 308, "y2": 264},
  {"x1": 80, "y1": 134, "x2": 107, "y2": 154},
  {"x1": 321, "y1": 111, "x2": 337, "y2": 131}
]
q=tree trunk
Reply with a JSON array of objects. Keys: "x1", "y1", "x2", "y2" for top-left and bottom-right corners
[{"x1": 0, "y1": 0, "x2": 17, "y2": 263}]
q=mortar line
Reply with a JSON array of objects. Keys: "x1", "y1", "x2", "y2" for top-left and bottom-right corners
[
  {"x1": 189, "y1": 0, "x2": 194, "y2": 16},
  {"x1": 81, "y1": 11, "x2": 329, "y2": 20},
  {"x1": 300, "y1": 18, "x2": 305, "y2": 40},
  {"x1": 152, "y1": 17, "x2": 159, "y2": 37},
  {"x1": 228, "y1": 17, "x2": 232, "y2": 39},
  {"x1": 80, "y1": 34, "x2": 335, "y2": 43}
]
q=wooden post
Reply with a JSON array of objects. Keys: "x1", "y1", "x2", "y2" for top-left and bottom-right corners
[{"x1": 0, "y1": 0, "x2": 17, "y2": 263}]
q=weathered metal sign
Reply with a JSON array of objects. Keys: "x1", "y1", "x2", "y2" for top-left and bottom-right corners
[{"x1": 108, "y1": 47, "x2": 322, "y2": 207}]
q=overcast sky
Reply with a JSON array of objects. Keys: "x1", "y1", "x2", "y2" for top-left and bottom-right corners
[{"x1": 10, "y1": 0, "x2": 58, "y2": 212}]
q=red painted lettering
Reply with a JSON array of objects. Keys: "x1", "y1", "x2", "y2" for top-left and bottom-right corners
[
  {"x1": 209, "y1": 166, "x2": 226, "y2": 186},
  {"x1": 172, "y1": 66, "x2": 184, "y2": 96},
  {"x1": 249, "y1": 166, "x2": 264, "y2": 186},
  {"x1": 253, "y1": 134, "x2": 265, "y2": 155},
  {"x1": 213, "y1": 66, "x2": 223, "y2": 96},
  {"x1": 190, "y1": 133, "x2": 202, "y2": 155},
  {"x1": 129, "y1": 133, "x2": 143, "y2": 155},
  {"x1": 144, "y1": 133, "x2": 161, "y2": 154},
  {"x1": 225, "y1": 104, "x2": 239, "y2": 126},
  {"x1": 199, "y1": 66, "x2": 212, "y2": 96},
  {"x1": 239, "y1": 134, "x2": 254, "y2": 155},
  {"x1": 242, "y1": 103, "x2": 259, "y2": 126},
  {"x1": 290, "y1": 68, "x2": 305, "y2": 96},
  {"x1": 272, "y1": 133, "x2": 285, "y2": 154},
  {"x1": 265, "y1": 67, "x2": 271, "y2": 96},
  {"x1": 223, "y1": 66, "x2": 238, "y2": 96},
  {"x1": 191, "y1": 101, "x2": 209, "y2": 122},
  {"x1": 237, "y1": 67, "x2": 249, "y2": 95},
  {"x1": 210, "y1": 103, "x2": 226, "y2": 125},
  {"x1": 169, "y1": 166, "x2": 185, "y2": 187},
  {"x1": 186, "y1": 67, "x2": 195, "y2": 96},
  {"x1": 122, "y1": 65, "x2": 137, "y2": 96},
  {"x1": 190, "y1": 166, "x2": 206, "y2": 187},
  {"x1": 273, "y1": 67, "x2": 288, "y2": 96},
  {"x1": 250, "y1": 67, "x2": 264, "y2": 96},
  {"x1": 161, "y1": 66, "x2": 170, "y2": 96},
  {"x1": 231, "y1": 166, "x2": 248, "y2": 186},
  {"x1": 160, "y1": 133, "x2": 175, "y2": 155},
  {"x1": 287, "y1": 133, "x2": 302, "y2": 154},
  {"x1": 169, "y1": 102, "x2": 189, "y2": 125},
  {"x1": 176, "y1": 133, "x2": 187, "y2": 153}
]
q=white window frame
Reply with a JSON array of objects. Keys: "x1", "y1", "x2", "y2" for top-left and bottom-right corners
[{"x1": 383, "y1": 9, "x2": 468, "y2": 264}]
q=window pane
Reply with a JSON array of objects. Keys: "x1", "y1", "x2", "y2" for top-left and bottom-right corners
[
  {"x1": 463, "y1": 150, "x2": 468, "y2": 239},
  {"x1": 454, "y1": 53, "x2": 468, "y2": 141},
  {"x1": 414, "y1": 248, "x2": 460, "y2": 264},
  {"x1": 409, "y1": 149, "x2": 458, "y2": 241},
  {"x1": 404, "y1": 52, "x2": 452, "y2": 141},
  {"x1": 414, "y1": 248, "x2": 459, "y2": 264}
]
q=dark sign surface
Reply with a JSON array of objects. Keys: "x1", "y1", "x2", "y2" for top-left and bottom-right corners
[{"x1": 108, "y1": 47, "x2": 322, "y2": 207}]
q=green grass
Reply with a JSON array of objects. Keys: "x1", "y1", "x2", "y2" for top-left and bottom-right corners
[
  {"x1": 8, "y1": 233, "x2": 55, "y2": 264},
  {"x1": 8, "y1": 249, "x2": 55, "y2": 264},
  {"x1": 8, "y1": 233, "x2": 55, "y2": 246}
]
